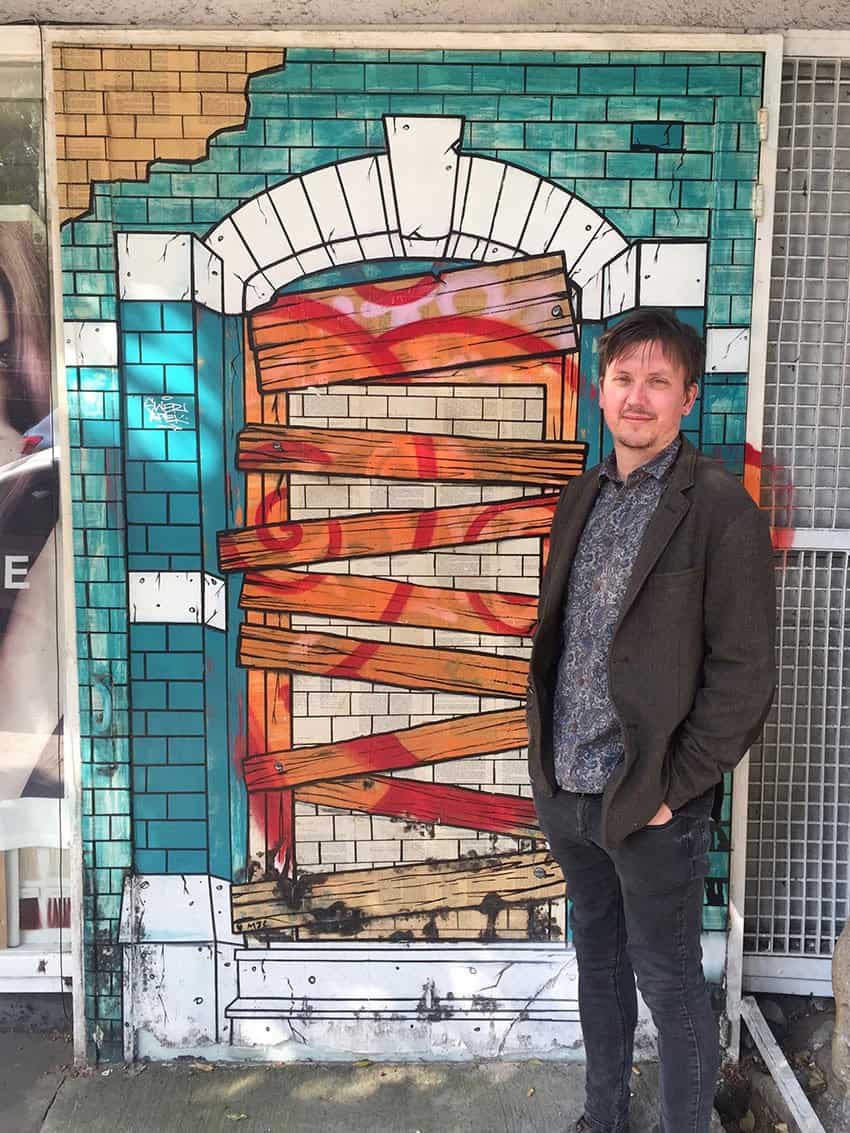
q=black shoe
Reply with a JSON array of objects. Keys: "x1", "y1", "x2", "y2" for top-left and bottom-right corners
[{"x1": 570, "y1": 1118, "x2": 630, "y2": 1133}]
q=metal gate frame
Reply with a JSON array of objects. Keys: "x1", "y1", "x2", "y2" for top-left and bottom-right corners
[{"x1": 736, "y1": 31, "x2": 850, "y2": 1021}]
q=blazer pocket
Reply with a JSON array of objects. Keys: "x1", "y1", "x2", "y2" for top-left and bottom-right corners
[{"x1": 646, "y1": 566, "x2": 704, "y2": 589}]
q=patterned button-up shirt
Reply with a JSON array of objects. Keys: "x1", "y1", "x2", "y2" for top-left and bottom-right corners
[{"x1": 552, "y1": 436, "x2": 681, "y2": 793}]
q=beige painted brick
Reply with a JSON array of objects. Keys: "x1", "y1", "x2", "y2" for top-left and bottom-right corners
[
  {"x1": 247, "y1": 50, "x2": 285, "y2": 72},
  {"x1": 455, "y1": 421, "x2": 498, "y2": 439},
  {"x1": 106, "y1": 137, "x2": 154, "y2": 161},
  {"x1": 320, "y1": 841, "x2": 355, "y2": 865},
  {"x1": 484, "y1": 397, "x2": 526, "y2": 421},
  {"x1": 333, "y1": 815, "x2": 373, "y2": 841},
  {"x1": 303, "y1": 394, "x2": 348, "y2": 417},
  {"x1": 102, "y1": 48, "x2": 151, "y2": 70},
  {"x1": 294, "y1": 675, "x2": 332, "y2": 692},
  {"x1": 53, "y1": 69, "x2": 66, "y2": 93},
  {"x1": 349, "y1": 692, "x2": 389, "y2": 715},
  {"x1": 371, "y1": 715, "x2": 409, "y2": 734},
  {"x1": 151, "y1": 49, "x2": 199, "y2": 71},
  {"x1": 61, "y1": 48, "x2": 103, "y2": 70},
  {"x1": 387, "y1": 485, "x2": 435, "y2": 510},
  {"x1": 296, "y1": 815, "x2": 335, "y2": 841},
  {"x1": 437, "y1": 398, "x2": 482, "y2": 420},
  {"x1": 388, "y1": 396, "x2": 436, "y2": 418},
  {"x1": 499, "y1": 421, "x2": 543, "y2": 440},
  {"x1": 332, "y1": 717, "x2": 372, "y2": 742},
  {"x1": 432, "y1": 692, "x2": 480, "y2": 714},
  {"x1": 201, "y1": 92, "x2": 248, "y2": 117},
  {"x1": 55, "y1": 114, "x2": 87, "y2": 136},
  {"x1": 297, "y1": 842, "x2": 320, "y2": 866},
  {"x1": 66, "y1": 136, "x2": 106, "y2": 160},
  {"x1": 388, "y1": 692, "x2": 434, "y2": 715},
  {"x1": 305, "y1": 485, "x2": 350, "y2": 509},
  {"x1": 434, "y1": 760, "x2": 494, "y2": 785},
  {"x1": 182, "y1": 115, "x2": 240, "y2": 138},
  {"x1": 106, "y1": 90, "x2": 153, "y2": 115},
  {"x1": 133, "y1": 70, "x2": 182, "y2": 92},
  {"x1": 295, "y1": 801, "x2": 317, "y2": 817},
  {"x1": 154, "y1": 91, "x2": 202, "y2": 116},
  {"x1": 525, "y1": 400, "x2": 544, "y2": 421},
  {"x1": 308, "y1": 692, "x2": 350, "y2": 715},
  {"x1": 369, "y1": 816, "x2": 408, "y2": 840},
  {"x1": 497, "y1": 577, "x2": 538, "y2": 595},
  {"x1": 391, "y1": 767, "x2": 434, "y2": 784},
  {"x1": 368, "y1": 418, "x2": 407, "y2": 432},
  {"x1": 199, "y1": 50, "x2": 247, "y2": 72},
  {"x1": 402, "y1": 839, "x2": 459, "y2": 862},
  {"x1": 292, "y1": 717, "x2": 331, "y2": 745},
  {"x1": 348, "y1": 484, "x2": 388, "y2": 510},
  {"x1": 389, "y1": 627, "x2": 434, "y2": 648},
  {"x1": 154, "y1": 139, "x2": 205, "y2": 161},
  {"x1": 136, "y1": 114, "x2": 184, "y2": 139},
  {"x1": 84, "y1": 70, "x2": 133, "y2": 92},
  {"x1": 493, "y1": 759, "x2": 530, "y2": 786},
  {"x1": 347, "y1": 395, "x2": 387, "y2": 418},
  {"x1": 181, "y1": 71, "x2": 230, "y2": 93},
  {"x1": 435, "y1": 553, "x2": 480, "y2": 576},
  {"x1": 356, "y1": 841, "x2": 400, "y2": 864}
]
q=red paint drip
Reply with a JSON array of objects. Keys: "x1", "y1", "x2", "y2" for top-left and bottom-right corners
[
  {"x1": 468, "y1": 591, "x2": 535, "y2": 636},
  {"x1": 412, "y1": 509, "x2": 439, "y2": 550},
  {"x1": 379, "y1": 581, "x2": 414, "y2": 624},
  {"x1": 412, "y1": 434, "x2": 438, "y2": 479}
]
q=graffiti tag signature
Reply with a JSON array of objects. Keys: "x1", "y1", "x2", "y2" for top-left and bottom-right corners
[{"x1": 143, "y1": 396, "x2": 191, "y2": 431}]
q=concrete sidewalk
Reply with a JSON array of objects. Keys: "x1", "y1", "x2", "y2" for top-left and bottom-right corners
[{"x1": 33, "y1": 1056, "x2": 666, "y2": 1133}]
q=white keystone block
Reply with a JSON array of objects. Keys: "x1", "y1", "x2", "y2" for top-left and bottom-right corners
[
  {"x1": 129, "y1": 571, "x2": 202, "y2": 624},
  {"x1": 63, "y1": 320, "x2": 118, "y2": 367},
  {"x1": 455, "y1": 155, "x2": 505, "y2": 243},
  {"x1": 518, "y1": 183, "x2": 572, "y2": 254},
  {"x1": 117, "y1": 232, "x2": 193, "y2": 302},
  {"x1": 706, "y1": 326, "x2": 750, "y2": 372},
  {"x1": 231, "y1": 195, "x2": 293, "y2": 270},
  {"x1": 385, "y1": 115, "x2": 463, "y2": 257},
  {"x1": 302, "y1": 164, "x2": 356, "y2": 245},
  {"x1": 203, "y1": 573, "x2": 226, "y2": 631},
  {"x1": 204, "y1": 216, "x2": 267, "y2": 314},
  {"x1": 637, "y1": 241, "x2": 708, "y2": 308}
]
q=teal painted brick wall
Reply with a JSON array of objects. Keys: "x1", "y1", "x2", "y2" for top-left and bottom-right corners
[{"x1": 68, "y1": 363, "x2": 130, "y2": 1061}]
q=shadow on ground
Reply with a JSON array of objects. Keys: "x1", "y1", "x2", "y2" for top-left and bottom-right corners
[{"x1": 39, "y1": 1058, "x2": 668, "y2": 1133}]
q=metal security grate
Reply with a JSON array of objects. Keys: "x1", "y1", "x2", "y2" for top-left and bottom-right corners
[{"x1": 744, "y1": 58, "x2": 850, "y2": 994}]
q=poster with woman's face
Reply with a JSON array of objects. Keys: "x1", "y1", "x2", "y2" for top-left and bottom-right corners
[{"x1": 0, "y1": 63, "x2": 62, "y2": 807}]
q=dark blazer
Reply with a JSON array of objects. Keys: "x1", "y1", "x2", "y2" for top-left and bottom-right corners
[{"x1": 527, "y1": 436, "x2": 777, "y2": 848}]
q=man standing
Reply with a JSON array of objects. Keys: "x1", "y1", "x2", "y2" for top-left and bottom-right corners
[{"x1": 527, "y1": 309, "x2": 776, "y2": 1133}]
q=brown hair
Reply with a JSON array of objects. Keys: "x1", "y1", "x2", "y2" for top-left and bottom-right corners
[{"x1": 598, "y1": 308, "x2": 705, "y2": 390}]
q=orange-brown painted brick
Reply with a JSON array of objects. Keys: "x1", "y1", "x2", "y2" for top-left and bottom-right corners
[
  {"x1": 57, "y1": 159, "x2": 89, "y2": 183},
  {"x1": 66, "y1": 136, "x2": 106, "y2": 160},
  {"x1": 200, "y1": 92, "x2": 246, "y2": 116},
  {"x1": 61, "y1": 48, "x2": 103, "y2": 70},
  {"x1": 247, "y1": 50, "x2": 285, "y2": 72},
  {"x1": 154, "y1": 138, "x2": 206, "y2": 160},
  {"x1": 55, "y1": 114, "x2": 87, "y2": 136},
  {"x1": 102, "y1": 48, "x2": 151, "y2": 71},
  {"x1": 182, "y1": 114, "x2": 240, "y2": 138},
  {"x1": 151, "y1": 49, "x2": 199, "y2": 71},
  {"x1": 106, "y1": 136, "x2": 155, "y2": 161},
  {"x1": 180, "y1": 71, "x2": 229, "y2": 92},
  {"x1": 87, "y1": 160, "x2": 112, "y2": 181},
  {"x1": 62, "y1": 71, "x2": 86, "y2": 91},
  {"x1": 110, "y1": 160, "x2": 139, "y2": 179},
  {"x1": 105, "y1": 90, "x2": 153, "y2": 115},
  {"x1": 153, "y1": 91, "x2": 202, "y2": 116},
  {"x1": 63, "y1": 90, "x2": 105, "y2": 115},
  {"x1": 133, "y1": 70, "x2": 182, "y2": 92},
  {"x1": 199, "y1": 50, "x2": 247, "y2": 72},
  {"x1": 67, "y1": 184, "x2": 92, "y2": 208},
  {"x1": 136, "y1": 114, "x2": 183, "y2": 138},
  {"x1": 101, "y1": 114, "x2": 136, "y2": 137},
  {"x1": 84, "y1": 70, "x2": 133, "y2": 91},
  {"x1": 55, "y1": 137, "x2": 66, "y2": 158},
  {"x1": 227, "y1": 73, "x2": 250, "y2": 92}
]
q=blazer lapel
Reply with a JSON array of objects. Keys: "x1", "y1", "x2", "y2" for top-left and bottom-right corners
[
  {"x1": 533, "y1": 471, "x2": 600, "y2": 665},
  {"x1": 613, "y1": 437, "x2": 696, "y2": 633}
]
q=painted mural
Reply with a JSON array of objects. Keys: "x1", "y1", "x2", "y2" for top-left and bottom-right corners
[{"x1": 55, "y1": 40, "x2": 764, "y2": 1060}]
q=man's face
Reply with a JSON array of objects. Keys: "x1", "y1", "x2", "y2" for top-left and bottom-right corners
[{"x1": 598, "y1": 338, "x2": 698, "y2": 461}]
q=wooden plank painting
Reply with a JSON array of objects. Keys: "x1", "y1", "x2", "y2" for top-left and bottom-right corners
[
  {"x1": 231, "y1": 851, "x2": 563, "y2": 934},
  {"x1": 250, "y1": 255, "x2": 577, "y2": 390},
  {"x1": 243, "y1": 709, "x2": 528, "y2": 790},
  {"x1": 237, "y1": 424, "x2": 587, "y2": 486},
  {"x1": 230, "y1": 248, "x2": 582, "y2": 944},
  {"x1": 240, "y1": 571, "x2": 539, "y2": 637}
]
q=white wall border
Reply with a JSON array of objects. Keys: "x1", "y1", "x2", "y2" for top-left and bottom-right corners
[
  {"x1": 784, "y1": 30, "x2": 850, "y2": 56},
  {"x1": 40, "y1": 33, "x2": 88, "y2": 1067}
]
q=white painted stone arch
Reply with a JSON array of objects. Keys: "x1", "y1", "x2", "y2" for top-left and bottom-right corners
[
  {"x1": 113, "y1": 116, "x2": 708, "y2": 323},
  {"x1": 203, "y1": 115, "x2": 631, "y2": 316}
]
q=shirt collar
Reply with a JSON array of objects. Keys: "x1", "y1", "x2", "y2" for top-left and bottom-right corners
[{"x1": 599, "y1": 435, "x2": 682, "y2": 486}]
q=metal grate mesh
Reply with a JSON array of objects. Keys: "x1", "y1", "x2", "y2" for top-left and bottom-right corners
[{"x1": 745, "y1": 58, "x2": 850, "y2": 976}]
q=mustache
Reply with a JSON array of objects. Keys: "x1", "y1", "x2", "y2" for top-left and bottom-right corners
[{"x1": 621, "y1": 409, "x2": 655, "y2": 419}]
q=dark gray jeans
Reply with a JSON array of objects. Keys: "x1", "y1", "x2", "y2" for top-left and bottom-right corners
[{"x1": 533, "y1": 786, "x2": 719, "y2": 1133}]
